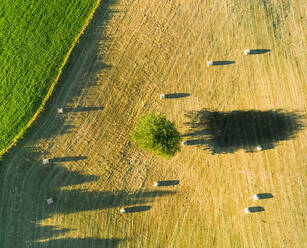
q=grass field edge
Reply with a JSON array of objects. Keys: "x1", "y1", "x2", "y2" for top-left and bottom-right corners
[{"x1": 0, "y1": 0, "x2": 102, "y2": 157}]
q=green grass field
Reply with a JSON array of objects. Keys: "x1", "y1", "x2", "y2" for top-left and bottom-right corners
[{"x1": 0, "y1": 0, "x2": 98, "y2": 154}]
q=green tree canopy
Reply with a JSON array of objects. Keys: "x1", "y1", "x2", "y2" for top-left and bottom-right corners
[{"x1": 131, "y1": 113, "x2": 181, "y2": 159}]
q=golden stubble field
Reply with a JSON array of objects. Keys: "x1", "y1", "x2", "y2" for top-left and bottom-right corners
[{"x1": 0, "y1": 0, "x2": 306, "y2": 247}]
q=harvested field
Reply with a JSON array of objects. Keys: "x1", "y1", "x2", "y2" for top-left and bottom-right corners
[{"x1": 0, "y1": 0, "x2": 306, "y2": 247}]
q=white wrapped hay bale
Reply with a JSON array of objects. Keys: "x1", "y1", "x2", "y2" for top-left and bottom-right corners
[
  {"x1": 207, "y1": 61, "x2": 213, "y2": 66},
  {"x1": 244, "y1": 206, "x2": 264, "y2": 214},
  {"x1": 160, "y1": 94, "x2": 166, "y2": 99},
  {"x1": 244, "y1": 49, "x2": 251, "y2": 55},
  {"x1": 182, "y1": 140, "x2": 188, "y2": 146},
  {"x1": 253, "y1": 194, "x2": 261, "y2": 200},
  {"x1": 120, "y1": 208, "x2": 127, "y2": 213},
  {"x1": 244, "y1": 208, "x2": 251, "y2": 214},
  {"x1": 43, "y1": 159, "x2": 49, "y2": 164},
  {"x1": 253, "y1": 193, "x2": 273, "y2": 200},
  {"x1": 256, "y1": 145, "x2": 262, "y2": 151},
  {"x1": 57, "y1": 108, "x2": 64, "y2": 113},
  {"x1": 46, "y1": 198, "x2": 54, "y2": 205}
]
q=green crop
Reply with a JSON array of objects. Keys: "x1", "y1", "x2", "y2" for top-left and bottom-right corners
[{"x1": 0, "y1": 0, "x2": 97, "y2": 153}]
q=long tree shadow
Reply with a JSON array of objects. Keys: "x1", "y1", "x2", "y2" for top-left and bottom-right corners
[
  {"x1": 45, "y1": 189, "x2": 176, "y2": 215},
  {"x1": 184, "y1": 109, "x2": 305, "y2": 154},
  {"x1": 1, "y1": 154, "x2": 168, "y2": 247},
  {"x1": 50, "y1": 156, "x2": 88, "y2": 162},
  {"x1": 0, "y1": 157, "x2": 98, "y2": 247},
  {"x1": 64, "y1": 106, "x2": 104, "y2": 113},
  {"x1": 35, "y1": 238, "x2": 122, "y2": 248},
  {"x1": 33, "y1": 116, "x2": 75, "y2": 141},
  {"x1": 20, "y1": 0, "x2": 121, "y2": 143},
  {"x1": 0, "y1": 0, "x2": 134, "y2": 247},
  {"x1": 0, "y1": 147, "x2": 176, "y2": 247}
]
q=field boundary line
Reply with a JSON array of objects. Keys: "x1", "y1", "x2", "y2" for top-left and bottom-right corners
[{"x1": 0, "y1": 0, "x2": 102, "y2": 157}]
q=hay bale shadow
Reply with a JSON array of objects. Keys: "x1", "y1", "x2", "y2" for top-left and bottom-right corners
[
  {"x1": 50, "y1": 156, "x2": 87, "y2": 162},
  {"x1": 208, "y1": 60, "x2": 235, "y2": 66},
  {"x1": 164, "y1": 93, "x2": 190, "y2": 99},
  {"x1": 245, "y1": 206, "x2": 265, "y2": 213},
  {"x1": 154, "y1": 180, "x2": 179, "y2": 187},
  {"x1": 254, "y1": 193, "x2": 274, "y2": 200},
  {"x1": 246, "y1": 49, "x2": 271, "y2": 55},
  {"x1": 184, "y1": 109, "x2": 305, "y2": 154},
  {"x1": 122, "y1": 205, "x2": 151, "y2": 213}
]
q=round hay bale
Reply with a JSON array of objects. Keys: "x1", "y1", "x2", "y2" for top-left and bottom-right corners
[
  {"x1": 182, "y1": 140, "x2": 188, "y2": 146},
  {"x1": 244, "y1": 207, "x2": 251, "y2": 214},
  {"x1": 46, "y1": 198, "x2": 54, "y2": 205},
  {"x1": 154, "y1": 182, "x2": 159, "y2": 187},
  {"x1": 43, "y1": 159, "x2": 49, "y2": 164},
  {"x1": 253, "y1": 194, "x2": 261, "y2": 200},
  {"x1": 256, "y1": 145, "x2": 262, "y2": 151},
  {"x1": 120, "y1": 208, "x2": 127, "y2": 213},
  {"x1": 207, "y1": 61, "x2": 213, "y2": 66},
  {"x1": 57, "y1": 108, "x2": 64, "y2": 113},
  {"x1": 160, "y1": 94, "x2": 166, "y2": 99},
  {"x1": 244, "y1": 49, "x2": 251, "y2": 55}
]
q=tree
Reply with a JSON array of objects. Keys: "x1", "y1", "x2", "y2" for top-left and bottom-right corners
[{"x1": 131, "y1": 113, "x2": 181, "y2": 159}]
